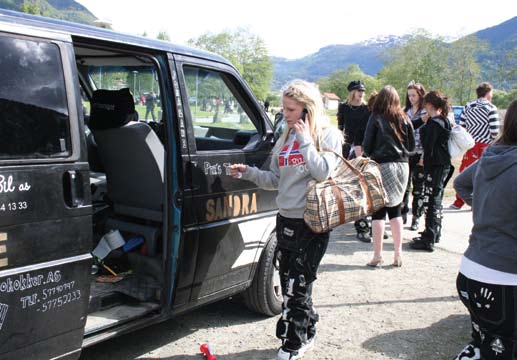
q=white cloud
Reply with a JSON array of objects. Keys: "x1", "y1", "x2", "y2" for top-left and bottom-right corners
[{"x1": 77, "y1": 0, "x2": 516, "y2": 59}]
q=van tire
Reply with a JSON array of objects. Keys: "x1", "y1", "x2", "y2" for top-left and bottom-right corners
[{"x1": 243, "y1": 232, "x2": 282, "y2": 316}]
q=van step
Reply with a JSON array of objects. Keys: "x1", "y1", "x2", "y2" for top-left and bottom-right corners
[{"x1": 85, "y1": 302, "x2": 160, "y2": 335}]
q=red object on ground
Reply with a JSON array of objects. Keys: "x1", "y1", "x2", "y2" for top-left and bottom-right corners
[{"x1": 200, "y1": 343, "x2": 217, "y2": 360}]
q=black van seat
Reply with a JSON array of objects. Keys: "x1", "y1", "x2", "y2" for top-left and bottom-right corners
[{"x1": 89, "y1": 88, "x2": 164, "y2": 222}]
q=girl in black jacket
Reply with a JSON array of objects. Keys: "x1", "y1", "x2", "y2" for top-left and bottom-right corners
[
  {"x1": 362, "y1": 86, "x2": 415, "y2": 267},
  {"x1": 411, "y1": 91, "x2": 452, "y2": 251}
]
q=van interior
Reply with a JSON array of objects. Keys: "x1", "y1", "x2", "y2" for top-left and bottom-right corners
[
  {"x1": 73, "y1": 40, "x2": 263, "y2": 338},
  {"x1": 74, "y1": 43, "x2": 167, "y2": 337}
]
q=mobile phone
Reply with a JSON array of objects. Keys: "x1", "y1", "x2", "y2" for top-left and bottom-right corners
[{"x1": 301, "y1": 108, "x2": 308, "y2": 121}]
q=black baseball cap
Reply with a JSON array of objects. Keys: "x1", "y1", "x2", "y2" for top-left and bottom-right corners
[{"x1": 347, "y1": 80, "x2": 366, "y2": 92}]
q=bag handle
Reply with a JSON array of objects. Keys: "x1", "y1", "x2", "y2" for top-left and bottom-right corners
[
  {"x1": 320, "y1": 149, "x2": 376, "y2": 215},
  {"x1": 320, "y1": 149, "x2": 365, "y2": 179}
]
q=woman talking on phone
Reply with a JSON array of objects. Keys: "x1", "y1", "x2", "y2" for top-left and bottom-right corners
[{"x1": 230, "y1": 80, "x2": 342, "y2": 360}]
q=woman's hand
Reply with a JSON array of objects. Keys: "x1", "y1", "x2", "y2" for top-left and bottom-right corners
[
  {"x1": 293, "y1": 116, "x2": 310, "y2": 136},
  {"x1": 422, "y1": 114, "x2": 430, "y2": 123},
  {"x1": 229, "y1": 164, "x2": 247, "y2": 179}
]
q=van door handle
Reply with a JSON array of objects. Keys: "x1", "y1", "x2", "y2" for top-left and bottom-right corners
[{"x1": 64, "y1": 170, "x2": 84, "y2": 208}]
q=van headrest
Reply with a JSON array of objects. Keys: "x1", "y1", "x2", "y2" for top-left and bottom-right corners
[{"x1": 89, "y1": 88, "x2": 138, "y2": 130}]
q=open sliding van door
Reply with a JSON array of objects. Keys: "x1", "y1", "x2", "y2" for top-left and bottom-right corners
[{"x1": 0, "y1": 26, "x2": 92, "y2": 360}]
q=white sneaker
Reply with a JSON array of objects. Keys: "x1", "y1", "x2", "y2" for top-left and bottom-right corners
[
  {"x1": 276, "y1": 348, "x2": 303, "y2": 360},
  {"x1": 276, "y1": 337, "x2": 314, "y2": 360},
  {"x1": 300, "y1": 336, "x2": 315, "y2": 354},
  {"x1": 453, "y1": 342, "x2": 481, "y2": 360}
]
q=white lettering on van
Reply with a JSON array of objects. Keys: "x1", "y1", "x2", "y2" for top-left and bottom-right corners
[
  {"x1": 18, "y1": 182, "x2": 31, "y2": 191},
  {"x1": 0, "y1": 175, "x2": 15, "y2": 193},
  {"x1": 204, "y1": 162, "x2": 223, "y2": 175},
  {"x1": 0, "y1": 273, "x2": 45, "y2": 293},
  {"x1": 0, "y1": 175, "x2": 32, "y2": 194}
]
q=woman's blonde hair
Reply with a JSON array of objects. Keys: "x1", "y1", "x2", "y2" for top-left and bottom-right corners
[
  {"x1": 278, "y1": 79, "x2": 333, "y2": 149},
  {"x1": 346, "y1": 89, "x2": 366, "y2": 105}
]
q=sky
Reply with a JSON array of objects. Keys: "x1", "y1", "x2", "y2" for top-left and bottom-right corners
[{"x1": 76, "y1": 0, "x2": 516, "y2": 59}]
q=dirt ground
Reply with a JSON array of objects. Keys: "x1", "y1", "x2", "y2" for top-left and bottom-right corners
[{"x1": 81, "y1": 194, "x2": 471, "y2": 360}]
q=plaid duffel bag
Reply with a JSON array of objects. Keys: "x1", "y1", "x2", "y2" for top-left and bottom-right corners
[{"x1": 304, "y1": 153, "x2": 388, "y2": 233}]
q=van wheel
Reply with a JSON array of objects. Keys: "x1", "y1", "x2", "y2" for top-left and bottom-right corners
[{"x1": 243, "y1": 232, "x2": 282, "y2": 316}]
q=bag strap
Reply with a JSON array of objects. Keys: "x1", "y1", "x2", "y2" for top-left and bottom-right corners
[
  {"x1": 328, "y1": 179, "x2": 346, "y2": 224},
  {"x1": 320, "y1": 148, "x2": 364, "y2": 179},
  {"x1": 321, "y1": 149, "x2": 376, "y2": 215}
]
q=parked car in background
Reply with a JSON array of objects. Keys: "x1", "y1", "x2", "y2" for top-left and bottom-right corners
[{"x1": 452, "y1": 105, "x2": 464, "y2": 124}]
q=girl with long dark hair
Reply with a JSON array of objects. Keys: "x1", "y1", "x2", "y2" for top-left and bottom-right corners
[
  {"x1": 362, "y1": 86, "x2": 415, "y2": 267},
  {"x1": 402, "y1": 82, "x2": 428, "y2": 230}
]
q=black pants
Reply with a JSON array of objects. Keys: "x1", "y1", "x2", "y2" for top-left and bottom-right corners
[
  {"x1": 275, "y1": 215, "x2": 329, "y2": 351},
  {"x1": 372, "y1": 203, "x2": 402, "y2": 220},
  {"x1": 402, "y1": 154, "x2": 425, "y2": 218},
  {"x1": 145, "y1": 106, "x2": 155, "y2": 121},
  {"x1": 457, "y1": 273, "x2": 517, "y2": 359},
  {"x1": 421, "y1": 164, "x2": 450, "y2": 243}
]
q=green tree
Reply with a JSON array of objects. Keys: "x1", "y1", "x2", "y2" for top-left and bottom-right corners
[
  {"x1": 188, "y1": 28, "x2": 272, "y2": 101},
  {"x1": 20, "y1": 0, "x2": 41, "y2": 15},
  {"x1": 378, "y1": 30, "x2": 449, "y2": 99},
  {"x1": 317, "y1": 64, "x2": 380, "y2": 101},
  {"x1": 94, "y1": 21, "x2": 113, "y2": 29},
  {"x1": 488, "y1": 47, "x2": 517, "y2": 91},
  {"x1": 492, "y1": 88, "x2": 517, "y2": 109},
  {"x1": 157, "y1": 31, "x2": 170, "y2": 41},
  {"x1": 447, "y1": 35, "x2": 488, "y2": 104}
]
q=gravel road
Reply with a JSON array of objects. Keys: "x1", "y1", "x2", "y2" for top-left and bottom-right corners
[{"x1": 81, "y1": 207, "x2": 472, "y2": 360}]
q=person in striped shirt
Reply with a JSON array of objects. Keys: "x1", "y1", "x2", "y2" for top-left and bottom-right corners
[{"x1": 450, "y1": 82, "x2": 500, "y2": 210}]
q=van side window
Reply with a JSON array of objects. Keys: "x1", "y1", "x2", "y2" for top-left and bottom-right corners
[
  {"x1": 183, "y1": 66, "x2": 259, "y2": 151},
  {"x1": 0, "y1": 36, "x2": 70, "y2": 159}
]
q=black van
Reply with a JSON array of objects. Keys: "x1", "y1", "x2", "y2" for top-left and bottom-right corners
[{"x1": 0, "y1": 9, "x2": 281, "y2": 359}]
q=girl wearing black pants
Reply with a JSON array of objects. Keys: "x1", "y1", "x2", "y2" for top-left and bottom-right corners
[
  {"x1": 411, "y1": 91, "x2": 452, "y2": 251},
  {"x1": 402, "y1": 82, "x2": 428, "y2": 230},
  {"x1": 230, "y1": 80, "x2": 342, "y2": 360}
]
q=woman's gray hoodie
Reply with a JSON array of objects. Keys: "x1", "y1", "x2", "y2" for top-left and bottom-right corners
[
  {"x1": 453, "y1": 144, "x2": 517, "y2": 273},
  {"x1": 242, "y1": 127, "x2": 342, "y2": 219}
]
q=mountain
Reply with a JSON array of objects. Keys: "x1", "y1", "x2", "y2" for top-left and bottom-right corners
[
  {"x1": 272, "y1": 17, "x2": 517, "y2": 90},
  {"x1": 0, "y1": 0, "x2": 96, "y2": 25},
  {"x1": 271, "y1": 35, "x2": 407, "y2": 89},
  {"x1": 475, "y1": 16, "x2": 517, "y2": 48},
  {"x1": 475, "y1": 17, "x2": 517, "y2": 90}
]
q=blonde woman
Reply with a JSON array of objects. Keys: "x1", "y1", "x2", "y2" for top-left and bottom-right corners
[
  {"x1": 230, "y1": 80, "x2": 342, "y2": 360},
  {"x1": 337, "y1": 80, "x2": 372, "y2": 242}
]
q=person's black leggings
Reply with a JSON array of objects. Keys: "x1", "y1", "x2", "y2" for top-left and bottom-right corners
[
  {"x1": 371, "y1": 203, "x2": 402, "y2": 220},
  {"x1": 275, "y1": 215, "x2": 329, "y2": 351},
  {"x1": 402, "y1": 153, "x2": 425, "y2": 218},
  {"x1": 421, "y1": 164, "x2": 450, "y2": 243},
  {"x1": 457, "y1": 272, "x2": 517, "y2": 359}
]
